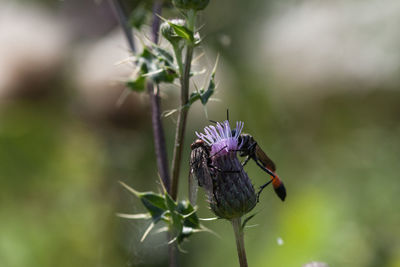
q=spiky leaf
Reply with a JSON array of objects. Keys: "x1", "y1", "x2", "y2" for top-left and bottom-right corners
[
  {"x1": 119, "y1": 182, "x2": 206, "y2": 247},
  {"x1": 126, "y1": 75, "x2": 146, "y2": 92},
  {"x1": 131, "y1": 47, "x2": 178, "y2": 87},
  {"x1": 140, "y1": 192, "x2": 168, "y2": 222}
]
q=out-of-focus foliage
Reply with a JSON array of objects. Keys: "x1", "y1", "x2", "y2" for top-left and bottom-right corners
[
  {"x1": 118, "y1": 182, "x2": 204, "y2": 248},
  {"x1": 2, "y1": 0, "x2": 400, "y2": 267},
  {"x1": 129, "y1": 3, "x2": 148, "y2": 30},
  {"x1": 127, "y1": 46, "x2": 178, "y2": 91}
]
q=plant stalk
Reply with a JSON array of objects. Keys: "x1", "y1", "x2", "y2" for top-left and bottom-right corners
[
  {"x1": 170, "y1": 46, "x2": 193, "y2": 200},
  {"x1": 170, "y1": 11, "x2": 196, "y2": 200},
  {"x1": 108, "y1": 0, "x2": 135, "y2": 52},
  {"x1": 232, "y1": 217, "x2": 248, "y2": 267},
  {"x1": 147, "y1": 82, "x2": 171, "y2": 192},
  {"x1": 109, "y1": 0, "x2": 170, "y2": 192},
  {"x1": 145, "y1": 1, "x2": 171, "y2": 193},
  {"x1": 149, "y1": 2, "x2": 178, "y2": 267}
]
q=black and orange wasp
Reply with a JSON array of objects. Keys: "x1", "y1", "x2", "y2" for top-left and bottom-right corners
[{"x1": 236, "y1": 133, "x2": 286, "y2": 201}]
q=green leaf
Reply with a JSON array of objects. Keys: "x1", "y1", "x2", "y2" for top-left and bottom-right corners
[
  {"x1": 188, "y1": 91, "x2": 202, "y2": 106},
  {"x1": 165, "y1": 191, "x2": 177, "y2": 212},
  {"x1": 126, "y1": 76, "x2": 146, "y2": 92},
  {"x1": 152, "y1": 46, "x2": 174, "y2": 66},
  {"x1": 165, "y1": 192, "x2": 183, "y2": 236},
  {"x1": 140, "y1": 192, "x2": 168, "y2": 222},
  {"x1": 168, "y1": 21, "x2": 194, "y2": 43},
  {"x1": 200, "y1": 74, "x2": 215, "y2": 105},
  {"x1": 175, "y1": 201, "x2": 202, "y2": 245},
  {"x1": 132, "y1": 46, "x2": 178, "y2": 85},
  {"x1": 185, "y1": 56, "x2": 218, "y2": 109},
  {"x1": 177, "y1": 201, "x2": 200, "y2": 229},
  {"x1": 119, "y1": 182, "x2": 167, "y2": 222},
  {"x1": 200, "y1": 56, "x2": 219, "y2": 105},
  {"x1": 119, "y1": 182, "x2": 207, "y2": 247}
]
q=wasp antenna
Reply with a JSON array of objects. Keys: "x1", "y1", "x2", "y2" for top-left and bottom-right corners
[
  {"x1": 209, "y1": 120, "x2": 218, "y2": 124},
  {"x1": 226, "y1": 109, "x2": 229, "y2": 122}
]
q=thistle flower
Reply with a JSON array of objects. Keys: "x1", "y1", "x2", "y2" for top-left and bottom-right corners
[
  {"x1": 196, "y1": 121, "x2": 257, "y2": 219},
  {"x1": 197, "y1": 120, "x2": 243, "y2": 155}
]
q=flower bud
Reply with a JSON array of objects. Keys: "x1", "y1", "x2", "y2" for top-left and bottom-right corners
[
  {"x1": 209, "y1": 152, "x2": 257, "y2": 219},
  {"x1": 160, "y1": 19, "x2": 185, "y2": 44},
  {"x1": 172, "y1": 0, "x2": 210, "y2": 11}
]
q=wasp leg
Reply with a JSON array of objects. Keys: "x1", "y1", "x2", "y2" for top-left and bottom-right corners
[
  {"x1": 209, "y1": 164, "x2": 241, "y2": 174},
  {"x1": 253, "y1": 157, "x2": 275, "y2": 177},
  {"x1": 241, "y1": 155, "x2": 251, "y2": 167},
  {"x1": 209, "y1": 146, "x2": 242, "y2": 173},
  {"x1": 210, "y1": 145, "x2": 228, "y2": 157},
  {"x1": 223, "y1": 169, "x2": 241, "y2": 173},
  {"x1": 256, "y1": 179, "x2": 273, "y2": 202}
]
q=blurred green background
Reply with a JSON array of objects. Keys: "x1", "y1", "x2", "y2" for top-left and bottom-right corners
[{"x1": 1, "y1": 0, "x2": 400, "y2": 266}]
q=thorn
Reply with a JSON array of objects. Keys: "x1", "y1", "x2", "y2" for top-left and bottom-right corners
[
  {"x1": 119, "y1": 181, "x2": 140, "y2": 197},
  {"x1": 140, "y1": 221, "x2": 155, "y2": 242}
]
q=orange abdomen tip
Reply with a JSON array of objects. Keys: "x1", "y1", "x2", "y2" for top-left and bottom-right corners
[{"x1": 271, "y1": 174, "x2": 286, "y2": 201}]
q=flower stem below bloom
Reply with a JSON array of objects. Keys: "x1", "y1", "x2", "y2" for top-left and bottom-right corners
[{"x1": 232, "y1": 217, "x2": 248, "y2": 267}]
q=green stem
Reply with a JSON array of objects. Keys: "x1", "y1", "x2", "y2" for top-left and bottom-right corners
[
  {"x1": 186, "y1": 9, "x2": 196, "y2": 31},
  {"x1": 173, "y1": 44, "x2": 184, "y2": 75},
  {"x1": 170, "y1": 45, "x2": 194, "y2": 200},
  {"x1": 232, "y1": 217, "x2": 248, "y2": 267},
  {"x1": 170, "y1": 12, "x2": 196, "y2": 200}
]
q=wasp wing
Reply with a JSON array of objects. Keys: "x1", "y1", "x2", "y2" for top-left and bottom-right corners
[
  {"x1": 189, "y1": 147, "x2": 214, "y2": 205},
  {"x1": 255, "y1": 145, "x2": 276, "y2": 171},
  {"x1": 188, "y1": 169, "x2": 199, "y2": 206}
]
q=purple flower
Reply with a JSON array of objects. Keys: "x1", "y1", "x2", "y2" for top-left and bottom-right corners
[
  {"x1": 194, "y1": 120, "x2": 256, "y2": 219},
  {"x1": 196, "y1": 120, "x2": 244, "y2": 155}
]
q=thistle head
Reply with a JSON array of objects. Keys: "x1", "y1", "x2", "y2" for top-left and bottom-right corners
[
  {"x1": 195, "y1": 120, "x2": 256, "y2": 219},
  {"x1": 196, "y1": 120, "x2": 244, "y2": 156}
]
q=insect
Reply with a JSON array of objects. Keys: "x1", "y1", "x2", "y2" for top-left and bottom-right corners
[
  {"x1": 189, "y1": 139, "x2": 214, "y2": 188},
  {"x1": 189, "y1": 137, "x2": 241, "y2": 205},
  {"x1": 189, "y1": 139, "x2": 213, "y2": 205},
  {"x1": 190, "y1": 138, "x2": 240, "y2": 180},
  {"x1": 235, "y1": 132, "x2": 286, "y2": 201}
]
